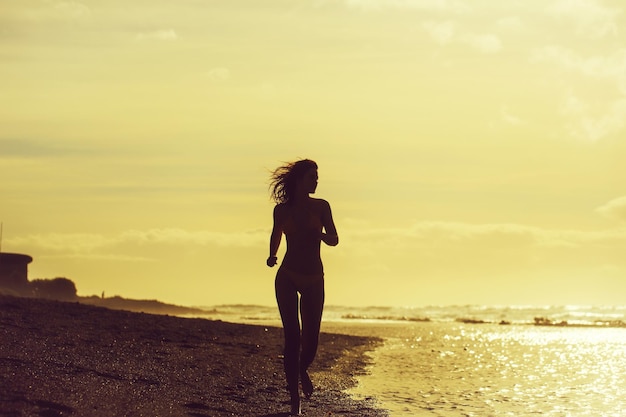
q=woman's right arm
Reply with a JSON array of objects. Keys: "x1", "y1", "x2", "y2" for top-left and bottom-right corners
[
  {"x1": 267, "y1": 205, "x2": 283, "y2": 267},
  {"x1": 320, "y1": 200, "x2": 339, "y2": 246}
]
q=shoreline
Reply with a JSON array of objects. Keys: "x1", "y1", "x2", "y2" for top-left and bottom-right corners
[{"x1": 0, "y1": 295, "x2": 388, "y2": 416}]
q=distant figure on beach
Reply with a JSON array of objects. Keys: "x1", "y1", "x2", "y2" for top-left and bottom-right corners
[{"x1": 267, "y1": 159, "x2": 338, "y2": 416}]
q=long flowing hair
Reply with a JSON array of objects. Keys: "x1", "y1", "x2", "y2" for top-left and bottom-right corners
[{"x1": 269, "y1": 159, "x2": 318, "y2": 204}]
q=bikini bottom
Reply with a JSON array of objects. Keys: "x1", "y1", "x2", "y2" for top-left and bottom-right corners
[{"x1": 275, "y1": 266, "x2": 324, "y2": 293}]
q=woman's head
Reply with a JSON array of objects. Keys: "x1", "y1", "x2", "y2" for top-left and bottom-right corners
[{"x1": 269, "y1": 159, "x2": 318, "y2": 204}]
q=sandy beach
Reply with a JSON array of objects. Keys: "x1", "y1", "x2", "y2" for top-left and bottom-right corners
[{"x1": 0, "y1": 295, "x2": 387, "y2": 417}]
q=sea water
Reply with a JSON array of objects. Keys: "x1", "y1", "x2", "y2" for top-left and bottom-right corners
[
  {"x1": 340, "y1": 321, "x2": 626, "y2": 416},
  {"x1": 199, "y1": 305, "x2": 626, "y2": 416}
]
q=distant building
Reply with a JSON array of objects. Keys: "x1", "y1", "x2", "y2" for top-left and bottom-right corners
[{"x1": 0, "y1": 253, "x2": 33, "y2": 294}]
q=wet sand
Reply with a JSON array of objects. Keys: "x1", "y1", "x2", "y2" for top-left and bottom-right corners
[{"x1": 0, "y1": 295, "x2": 387, "y2": 417}]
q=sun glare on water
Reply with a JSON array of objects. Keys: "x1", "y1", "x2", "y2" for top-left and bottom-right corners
[{"x1": 350, "y1": 323, "x2": 626, "y2": 416}]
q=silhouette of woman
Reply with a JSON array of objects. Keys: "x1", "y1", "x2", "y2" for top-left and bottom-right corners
[{"x1": 267, "y1": 159, "x2": 338, "y2": 416}]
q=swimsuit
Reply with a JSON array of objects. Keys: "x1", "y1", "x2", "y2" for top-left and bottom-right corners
[{"x1": 276, "y1": 266, "x2": 324, "y2": 293}]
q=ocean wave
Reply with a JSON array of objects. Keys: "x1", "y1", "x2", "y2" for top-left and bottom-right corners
[
  {"x1": 195, "y1": 304, "x2": 626, "y2": 329},
  {"x1": 338, "y1": 313, "x2": 626, "y2": 328},
  {"x1": 533, "y1": 316, "x2": 626, "y2": 328},
  {"x1": 341, "y1": 313, "x2": 431, "y2": 322}
]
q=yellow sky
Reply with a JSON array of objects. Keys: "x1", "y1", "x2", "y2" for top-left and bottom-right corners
[{"x1": 2, "y1": 0, "x2": 626, "y2": 307}]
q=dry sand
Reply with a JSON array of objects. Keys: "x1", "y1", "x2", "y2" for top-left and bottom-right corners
[{"x1": 0, "y1": 295, "x2": 387, "y2": 417}]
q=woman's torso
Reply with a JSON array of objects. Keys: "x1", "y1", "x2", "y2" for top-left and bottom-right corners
[{"x1": 279, "y1": 200, "x2": 324, "y2": 274}]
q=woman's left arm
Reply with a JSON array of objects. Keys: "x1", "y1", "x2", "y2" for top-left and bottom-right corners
[{"x1": 320, "y1": 200, "x2": 339, "y2": 246}]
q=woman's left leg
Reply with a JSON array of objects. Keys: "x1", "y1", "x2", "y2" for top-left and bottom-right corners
[{"x1": 298, "y1": 279, "x2": 324, "y2": 397}]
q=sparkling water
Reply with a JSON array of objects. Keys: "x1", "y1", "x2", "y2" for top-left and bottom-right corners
[{"x1": 199, "y1": 304, "x2": 626, "y2": 416}]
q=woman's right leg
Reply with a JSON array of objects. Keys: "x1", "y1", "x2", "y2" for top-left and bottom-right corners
[{"x1": 275, "y1": 270, "x2": 301, "y2": 414}]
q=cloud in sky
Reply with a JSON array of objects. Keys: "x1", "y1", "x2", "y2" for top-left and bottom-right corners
[
  {"x1": 580, "y1": 99, "x2": 626, "y2": 141},
  {"x1": 0, "y1": 139, "x2": 96, "y2": 159},
  {"x1": 532, "y1": 46, "x2": 626, "y2": 84},
  {"x1": 421, "y1": 20, "x2": 501, "y2": 53},
  {"x1": 120, "y1": 228, "x2": 266, "y2": 247},
  {"x1": 135, "y1": 29, "x2": 178, "y2": 42},
  {"x1": 11, "y1": 222, "x2": 626, "y2": 265},
  {"x1": 558, "y1": 90, "x2": 626, "y2": 141},
  {"x1": 500, "y1": 105, "x2": 524, "y2": 126},
  {"x1": 532, "y1": 46, "x2": 626, "y2": 140},
  {"x1": 345, "y1": 0, "x2": 470, "y2": 13},
  {"x1": 9, "y1": 233, "x2": 116, "y2": 256},
  {"x1": 207, "y1": 67, "x2": 231, "y2": 82},
  {"x1": 597, "y1": 196, "x2": 626, "y2": 223},
  {"x1": 460, "y1": 33, "x2": 502, "y2": 54},
  {"x1": 421, "y1": 20, "x2": 456, "y2": 44},
  {"x1": 9, "y1": 220, "x2": 624, "y2": 306},
  {"x1": 5, "y1": 0, "x2": 92, "y2": 22},
  {"x1": 496, "y1": 16, "x2": 525, "y2": 31},
  {"x1": 7, "y1": 228, "x2": 268, "y2": 259},
  {"x1": 546, "y1": 0, "x2": 620, "y2": 38},
  {"x1": 333, "y1": 221, "x2": 626, "y2": 299},
  {"x1": 50, "y1": 1, "x2": 92, "y2": 20},
  {"x1": 345, "y1": 221, "x2": 626, "y2": 250}
]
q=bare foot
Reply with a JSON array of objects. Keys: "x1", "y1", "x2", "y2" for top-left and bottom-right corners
[
  {"x1": 301, "y1": 369, "x2": 313, "y2": 399},
  {"x1": 290, "y1": 393, "x2": 301, "y2": 415}
]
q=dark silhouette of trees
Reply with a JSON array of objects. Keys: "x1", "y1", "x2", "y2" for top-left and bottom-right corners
[{"x1": 30, "y1": 277, "x2": 77, "y2": 301}]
